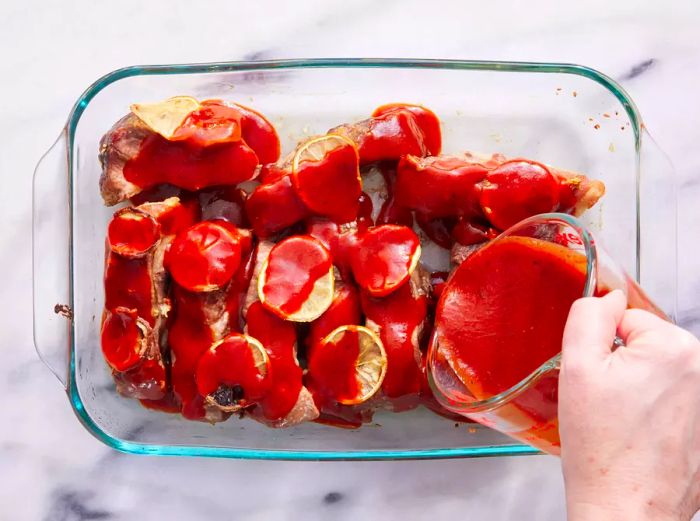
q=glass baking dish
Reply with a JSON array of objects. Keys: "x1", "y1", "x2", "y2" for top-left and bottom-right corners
[{"x1": 32, "y1": 58, "x2": 676, "y2": 460}]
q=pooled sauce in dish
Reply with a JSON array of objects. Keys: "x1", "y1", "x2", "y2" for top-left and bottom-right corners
[{"x1": 436, "y1": 236, "x2": 589, "y2": 400}]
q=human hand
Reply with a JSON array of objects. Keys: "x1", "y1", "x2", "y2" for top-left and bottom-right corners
[{"x1": 559, "y1": 290, "x2": 700, "y2": 521}]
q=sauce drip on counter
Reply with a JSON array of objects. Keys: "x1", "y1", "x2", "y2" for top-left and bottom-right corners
[
  {"x1": 436, "y1": 236, "x2": 588, "y2": 399},
  {"x1": 261, "y1": 236, "x2": 332, "y2": 315},
  {"x1": 246, "y1": 301, "x2": 303, "y2": 421}
]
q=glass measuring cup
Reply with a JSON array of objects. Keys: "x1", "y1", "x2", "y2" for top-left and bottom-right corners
[{"x1": 427, "y1": 213, "x2": 667, "y2": 455}]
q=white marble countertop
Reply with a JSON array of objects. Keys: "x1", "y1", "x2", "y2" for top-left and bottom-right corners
[{"x1": 2, "y1": 1, "x2": 700, "y2": 519}]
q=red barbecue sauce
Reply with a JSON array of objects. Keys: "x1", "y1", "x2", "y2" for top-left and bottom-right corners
[
  {"x1": 261, "y1": 236, "x2": 332, "y2": 316},
  {"x1": 415, "y1": 214, "x2": 455, "y2": 250},
  {"x1": 361, "y1": 283, "x2": 426, "y2": 401},
  {"x1": 107, "y1": 208, "x2": 161, "y2": 257},
  {"x1": 306, "y1": 218, "x2": 359, "y2": 280},
  {"x1": 259, "y1": 163, "x2": 288, "y2": 185},
  {"x1": 246, "y1": 301, "x2": 303, "y2": 421},
  {"x1": 168, "y1": 234, "x2": 254, "y2": 420},
  {"x1": 480, "y1": 160, "x2": 560, "y2": 231},
  {"x1": 145, "y1": 196, "x2": 201, "y2": 235},
  {"x1": 354, "y1": 110, "x2": 428, "y2": 164},
  {"x1": 123, "y1": 130, "x2": 258, "y2": 192},
  {"x1": 246, "y1": 176, "x2": 309, "y2": 238},
  {"x1": 169, "y1": 286, "x2": 216, "y2": 419},
  {"x1": 451, "y1": 219, "x2": 494, "y2": 246},
  {"x1": 307, "y1": 284, "x2": 361, "y2": 348},
  {"x1": 372, "y1": 103, "x2": 442, "y2": 156},
  {"x1": 396, "y1": 155, "x2": 488, "y2": 219},
  {"x1": 436, "y1": 236, "x2": 589, "y2": 400},
  {"x1": 307, "y1": 329, "x2": 361, "y2": 405},
  {"x1": 104, "y1": 252, "x2": 154, "y2": 326},
  {"x1": 376, "y1": 162, "x2": 413, "y2": 227},
  {"x1": 171, "y1": 102, "x2": 243, "y2": 147},
  {"x1": 223, "y1": 102, "x2": 281, "y2": 164},
  {"x1": 351, "y1": 225, "x2": 419, "y2": 297},
  {"x1": 125, "y1": 100, "x2": 278, "y2": 193},
  {"x1": 195, "y1": 333, "x2": 269, "y2": 401},
  {"x1": 101, "y1": 307, "x2": 143, "y2": 372},
  {"x1": 293, "y1": 143, "x2": 361, "y2": 224},
  {"x1": 165, "y1": 221, "x2": 242, "y2": 292}
]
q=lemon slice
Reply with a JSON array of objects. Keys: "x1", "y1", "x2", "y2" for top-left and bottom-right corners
[
  {"x1": 258, "y1": 258, "x2": 334, "y2": 322},
  {"x1": 130, "y1": 96, "x2": 201, "y2": 139},
  {"x1": 201, "y1": 334, "x2": 270, "y2": 413},
  {"x1": 241, "y1": 334, "x2": 269, "y2": 375},
  {"x1": 322, "y1": 325, "x2": 388, "y2": 405},
  {"x1": 257, "y1": 236, "x2": 335, "y2": 323},
  {"x1": 292, "y1": 134, "x2": 356, "y2": 170}
]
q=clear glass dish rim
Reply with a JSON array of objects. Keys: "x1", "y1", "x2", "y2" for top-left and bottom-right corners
[{"x1": 64, "y1": 58, "x2": 642, "y2": 460}]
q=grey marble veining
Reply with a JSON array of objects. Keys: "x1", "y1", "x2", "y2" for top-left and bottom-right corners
[{"x1": 2, "y1": 0, "x2": 700, "y2": 519}]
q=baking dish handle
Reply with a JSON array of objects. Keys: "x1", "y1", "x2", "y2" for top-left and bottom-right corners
[{"x1": 32, "y1": 130, "x2": 71, "y2": 389}]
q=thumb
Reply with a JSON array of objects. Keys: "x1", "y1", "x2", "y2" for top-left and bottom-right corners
[{"x1": 562, "y1": 290, "x2": 627, "y2": 366}]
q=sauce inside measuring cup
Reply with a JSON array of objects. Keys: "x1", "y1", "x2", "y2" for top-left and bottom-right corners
[
  {"x1": 435, "y1": 236, "x2": 589, "y2": 400},
  {"x1": 433, "y1": 235, "x2": 595, "y2": 454}
]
